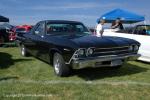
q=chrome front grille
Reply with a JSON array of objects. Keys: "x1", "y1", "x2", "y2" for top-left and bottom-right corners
[{"x1": 92, "y1": 46, "x2": 130, "y2": 56}]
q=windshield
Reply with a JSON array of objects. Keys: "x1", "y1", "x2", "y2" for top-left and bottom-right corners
[
  {"x1": 16, "y1": 28, "x2": 26, "y2": 32},
  {"x1": 46, "y1": 23, "x2": 91, "y2": 35}
]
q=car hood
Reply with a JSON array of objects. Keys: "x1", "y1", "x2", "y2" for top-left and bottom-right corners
[{"x1": 54, "y1": 34, "x2": 139, "y2": 48}]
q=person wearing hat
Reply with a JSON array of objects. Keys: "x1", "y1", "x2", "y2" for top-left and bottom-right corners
[{"x1": 96, "y1": 19, "x2": 105, "y2": 37}]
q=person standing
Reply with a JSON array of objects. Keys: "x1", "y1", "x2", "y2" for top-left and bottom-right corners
[
  {"x1": 96, "y1": 19, "x2": 105, "y2": 37},
  {"x1": 111, "y1": 18, "x2": 124, "y2": 30}
]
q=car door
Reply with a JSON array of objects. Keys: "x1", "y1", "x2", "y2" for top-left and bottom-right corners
[
  {"x1": 23, "y1": 22, "x2": 45, "y2": 57},
  {"x1": 31, "y1": 21, "x2": 50, "y2": 62},
  {"x1": 22, "y1": 27, "x2": 39, "y2": 56}
]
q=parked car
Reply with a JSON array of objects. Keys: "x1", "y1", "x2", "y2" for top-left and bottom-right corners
[
  {"x1": 0, "y1": 29, "x2": 9, "y2": 44},
  {"x1": 104, "y1": 25, "x2": 150, "y2": 62},
  {"x1": 17, "y1": 20, "x2": 140, "y2": 76},
  {"x1": 0, "y1": 23, "x2": 14, "y2": 45},
  {"x1": 9, "y1": 25, "x2": 32, "y2": 41}
]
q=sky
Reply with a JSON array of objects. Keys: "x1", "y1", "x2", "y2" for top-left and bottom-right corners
[{"x1": 0, "y1": 0, "x2": 149, "y2": 26}]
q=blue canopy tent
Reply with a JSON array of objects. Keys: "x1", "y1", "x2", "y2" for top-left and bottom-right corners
[{"x1": 97, "y1": 8, "x2": 145, "y2": 23}]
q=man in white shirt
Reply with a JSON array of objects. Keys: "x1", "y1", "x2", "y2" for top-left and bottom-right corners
[{"x1": 96, "y1": 19, "x2": 105, "y2": 37}]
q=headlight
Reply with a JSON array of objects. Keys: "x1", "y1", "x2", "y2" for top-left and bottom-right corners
[
  {"x1": 78, "y1": 49, "x2": 85, "y2": 56},
  {"x1": 134, "y1": 45, "x2": 139, "y2": 51},
  {"x1": 128, "y1": 46, "x2": 133, "y2": 51},
  {"x1": 86, "y1": 48, "x2": 94, "y2": 56}
]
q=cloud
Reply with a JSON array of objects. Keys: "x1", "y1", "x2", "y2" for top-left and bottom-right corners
[
  {"x1": 9, "y1": 14, "x2": 98, "y2": 25},
  {"x1": 0, "y1": 1, "x2": 120, "y2": 12},
  {"x1": 61, "y1": 14, "x2": 97, "y2": 19},
  {"x1": 29, "y1": 2, "x2": 99, "y2": 10},
  {"x1": 23, "y1": 2, "x2": 120, "y2": 11},
  {"x1": 0, "y1": 0, "x2": 121, "y2": 26}
]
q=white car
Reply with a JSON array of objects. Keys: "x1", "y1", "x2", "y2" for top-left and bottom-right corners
[{"x1": 104, "y1": 25, "x2": 150, "y2": 62}]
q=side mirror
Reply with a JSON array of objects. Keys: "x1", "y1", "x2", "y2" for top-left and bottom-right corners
[{"x1": 35, "y1": 31, "x2": 39, "y2": 34}]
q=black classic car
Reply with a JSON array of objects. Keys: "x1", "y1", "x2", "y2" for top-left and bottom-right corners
[{"x1": 17, "y1": 20, "x2": 140, "y2": 76}]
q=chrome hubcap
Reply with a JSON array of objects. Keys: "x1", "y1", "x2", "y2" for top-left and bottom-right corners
[
  {"x1": 54, "y1": 58, "x2": 60, "y2": 74},
  {"x1": 21, "y1": 46, "x2": 25, "y2": 56}
]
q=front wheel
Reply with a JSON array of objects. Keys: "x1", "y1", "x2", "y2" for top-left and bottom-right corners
[{"x1": 53, "y1": 52, "x2": 70, "y2": 77}]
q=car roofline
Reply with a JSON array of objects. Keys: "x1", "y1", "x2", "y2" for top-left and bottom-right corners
[{"x1": 44, "y1": 20, "x2": 82, "y2": 24}]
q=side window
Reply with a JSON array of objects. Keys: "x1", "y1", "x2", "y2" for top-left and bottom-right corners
[
  {"x1": 76, "y1": 25, "x2": 84, "y2": 32},
  {"x1": 34, "y1": 22, "x2": 45, "y2": 35}
]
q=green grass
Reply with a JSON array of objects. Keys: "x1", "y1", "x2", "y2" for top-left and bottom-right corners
[{"x1": 0, "y1": 47, "x2": 150, "y2": 100}]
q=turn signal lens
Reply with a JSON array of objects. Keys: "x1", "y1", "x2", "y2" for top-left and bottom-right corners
[{"x1": 78, "y1": 49, "x2": 84, "y2": 56}]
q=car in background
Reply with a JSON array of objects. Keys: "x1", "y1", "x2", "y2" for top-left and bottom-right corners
[
  {"x1": 17, "y1": 20, "x2": 140, "y2": 76},
  {"x1": 9, "y1": 25, "x2": 32, "y2": 41},
  {"x1": 104, "y1": 24, "x2": 150, "y2": 62},
  {"x1": 0, "y1": 29, "x2": 9, "y2": 44},
  {"x1": 0, "y1": 23, "x2": 14, "y2": 45}
]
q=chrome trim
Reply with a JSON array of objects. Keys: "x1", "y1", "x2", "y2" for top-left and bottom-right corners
[
  {"x1": 65, "y1": 46, "x2": 138, "y2": 65},
  {"x1": 65, "y1": 48, "x2": 84, "y2": 64},
  {"x1": 74, "y1": 53, "x2": 138, "y2": 60},
  {"x1": 71, "y1": 54, "x2": 141, "y2": 69},
  {"x1": 95, "y1": 46, "x2": 129, "y2": 50},
  {"x1": 94, "y1": 49, "x2": 129, "y2": 54},
  {"x1": 66, "y1": 47, "x2": 95, "y2": 64},
  {"x1": 66, "y1": 49, "x2": 138, "y2": 65}
]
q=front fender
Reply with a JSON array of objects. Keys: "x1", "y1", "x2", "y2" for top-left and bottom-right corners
[{"x1": 49, "y1": 47, "x2": 76, "y2": 64}]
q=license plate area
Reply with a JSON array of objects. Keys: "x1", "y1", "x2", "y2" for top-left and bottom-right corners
[
  {"x1": 111, "y1": 60, "x2": 123, "y2": 66},
  {"x1": 94, "y1": 60, "x2": 123, "y2": 67},
  {"x1": 95, "y1": 61, "x2": 111, "y2": 67}
]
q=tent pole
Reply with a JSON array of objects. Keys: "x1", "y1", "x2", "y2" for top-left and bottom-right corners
[{"x1": 143, "y1": 15, "x2": 147, "y2": 32}]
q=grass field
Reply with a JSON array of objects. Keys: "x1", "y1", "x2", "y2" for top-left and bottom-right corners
[{"x1": 0, "y1": 47, "x2": 150, "y2": 100}]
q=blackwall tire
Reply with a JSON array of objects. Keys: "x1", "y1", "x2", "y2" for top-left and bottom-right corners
[{"x1": 53, "y1": 52, "x2": 70, "y2": 77}]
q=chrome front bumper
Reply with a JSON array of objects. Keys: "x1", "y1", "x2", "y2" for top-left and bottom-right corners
[{"x1": 71, "y1": 54, "x2": 140, "y2": 69}]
